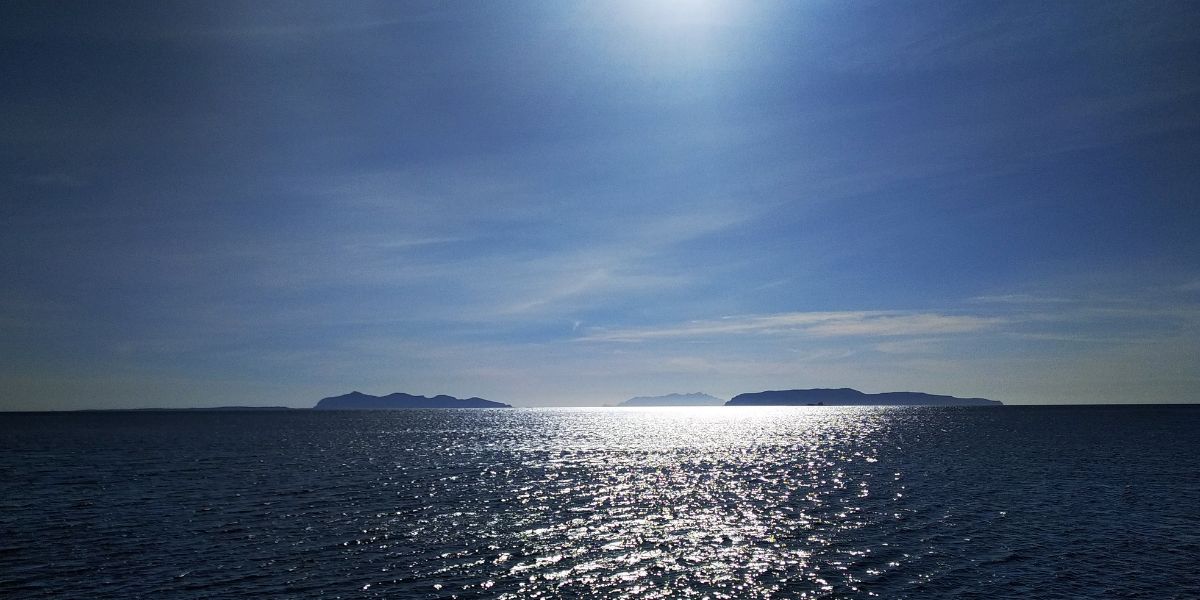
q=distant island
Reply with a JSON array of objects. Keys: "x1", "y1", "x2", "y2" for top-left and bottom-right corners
[
  {"x1": 160, "y1": 406, "x2": 292, "y2": 411},
  {"x1": 618, "y1": 393, "x2": 726, "y2": 407},
  {"x1": 314, "y1": 391, "x2": 512, "y2": 409},
  {"x1": 726, "y1": 388, "x2": 1001, "y2": 407},
  {"x1": 75, "y1": 406, "x2": 292, "y2": 412}
]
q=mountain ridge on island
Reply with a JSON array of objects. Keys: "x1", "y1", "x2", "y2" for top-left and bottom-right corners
[
  {"x1": 314, "y1": 391, "x2": 512, "y2": 409},
  {"x1": 726, "y1": 388, "x2": 1001, "y2": 407},
  {"x1": 618, "y1": 392, "x2": 725, "y2": 407}
]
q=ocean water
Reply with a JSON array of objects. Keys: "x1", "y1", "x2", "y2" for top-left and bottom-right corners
[{"x1": 1, "y1": 406, "x2": 1198, "y2": 598}]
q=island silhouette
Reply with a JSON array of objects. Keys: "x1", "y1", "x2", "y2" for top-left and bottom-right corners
[
  {"x1": 726, "y1": 388, "x2": 1001, "y2": 406},
  {"x1": 315, "y1": 388, "x2": 997, "y2": 409},
  {"x1": 314, "y1": 391, "x2": 512, "y2": 409},
  {"x1": 618, "y1": 393, "x2": 726, "y2": 407}
]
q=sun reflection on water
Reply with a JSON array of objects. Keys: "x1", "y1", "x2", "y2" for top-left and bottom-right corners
[{"x1": 476, "y1": 407, "x2": 894, "y2": 598}]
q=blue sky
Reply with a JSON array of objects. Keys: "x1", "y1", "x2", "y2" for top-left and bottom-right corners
[{"x1": 2, "y1": 1, "x2": 1199, "y2": 409}]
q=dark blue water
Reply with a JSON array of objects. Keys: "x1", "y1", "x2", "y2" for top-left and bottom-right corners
[{"x1": 1, "y1": 406, "x2": 1198, "y2": 598}]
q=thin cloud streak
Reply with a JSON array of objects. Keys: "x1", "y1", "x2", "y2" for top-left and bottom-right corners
[
  {"x1": 580, "y1": 311, "x2": 1002, "y2": 342},
  {"x1": 970, "y1": 294, "x2": 1075, "y2": 304}
]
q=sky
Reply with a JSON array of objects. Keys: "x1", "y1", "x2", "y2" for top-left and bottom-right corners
[{"x1": 2, "y1": 1, "x2": 1199, "y2": 409}]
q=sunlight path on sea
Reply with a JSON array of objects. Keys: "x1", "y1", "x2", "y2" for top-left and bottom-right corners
[{"x1": 422, "y1": 407, "x2": 898, "y2": 598}]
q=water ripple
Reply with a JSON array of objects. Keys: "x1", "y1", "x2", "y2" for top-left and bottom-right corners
[{"x1": 1, "y1": 406, "x2": 1198, "y2": 598}]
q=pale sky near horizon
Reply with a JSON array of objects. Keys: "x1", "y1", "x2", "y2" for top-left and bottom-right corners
[{"x1": 2, "y1": 1, "x2": 1199, "y2": 409}]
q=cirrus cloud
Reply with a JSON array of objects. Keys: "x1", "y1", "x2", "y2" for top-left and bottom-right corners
[{"x1": 580, "y1": 311, "x2": 1002, "y2": 342}]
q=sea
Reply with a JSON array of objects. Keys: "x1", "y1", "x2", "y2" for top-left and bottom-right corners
[{"x1": 1, "y1": 405, "x2": 1198, "y2": 599}]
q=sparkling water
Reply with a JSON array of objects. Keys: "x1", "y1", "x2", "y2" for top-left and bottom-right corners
[{"x1": 2, "y1": 405, "x2": 1197, "y2": 598}]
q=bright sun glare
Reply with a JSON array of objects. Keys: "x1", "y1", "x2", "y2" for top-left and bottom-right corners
[{"x1": 624, "y1": 0, "x2": 730, "y2": 32}]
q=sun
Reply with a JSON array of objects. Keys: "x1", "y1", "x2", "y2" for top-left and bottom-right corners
[{"x1": 623, "y1": 0, "x2": 730, "y2": 33}]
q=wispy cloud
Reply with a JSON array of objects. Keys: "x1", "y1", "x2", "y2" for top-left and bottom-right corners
[
  {"x1": 494, "y1": 262, "x2": 690, "y2": 316},
  {"x1": 872, "y1": 338, "x2": 948, "y2": 355},
  {"x1": 581, "y1": 311, "x2": 1001, "y2": 342},
  {"x1": 13, "y1": 172, "x2": 87, "y2": 188},
  {"x1": 970, "y1": 294, "x2": 1074, "y2": 304},
  {"x1": 343, "y1": 236, "x2": 468, "y2": 251}
]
